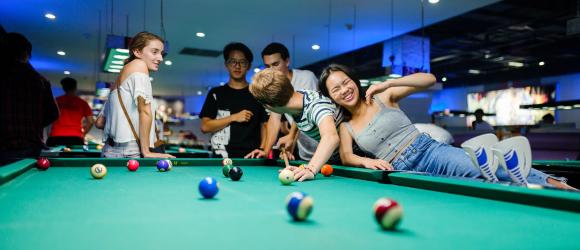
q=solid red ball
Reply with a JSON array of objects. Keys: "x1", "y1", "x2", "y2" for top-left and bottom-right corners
[
  {"x1": 127, "y1": 159, "x2": 139, "y2": 171},
  {"x1": 36, "y1": 158, "x2": 50, "y2": 170}
]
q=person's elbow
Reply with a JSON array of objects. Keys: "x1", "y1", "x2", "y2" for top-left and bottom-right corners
[
  {"x1": 423, "y1": 73, "x2": 437, "y2": 87},
  {"x1": 200, "y1": 121, "x2": 211, "y2": 134}
]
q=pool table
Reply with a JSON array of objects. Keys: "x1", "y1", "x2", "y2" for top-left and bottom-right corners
[
  {"x1": 41, "y1": 145, "x2": 211, "y2": 158},
  {"x1": 0, "y1": 158, "x2": 579, "y2": 249}
]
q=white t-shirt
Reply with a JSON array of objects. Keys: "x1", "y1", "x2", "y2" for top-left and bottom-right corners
[
  {"x1": 287, "y1": 69, "x2": 319, "y2": 161},
  {"x1": 103, "y1": 72, "x2": 156, "y2": 146}
]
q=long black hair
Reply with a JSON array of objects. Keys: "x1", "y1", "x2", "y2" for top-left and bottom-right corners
[{"x1": 318, "y1": 64, "x2": 366, "y2": 120}]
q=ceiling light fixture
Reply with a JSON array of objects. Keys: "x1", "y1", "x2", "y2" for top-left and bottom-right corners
[
  {"x1": 538, "y1": 61, "x2": 545, "y2": 66},
  {"x1": 468, "y1": 69, "x2": 481, "y2": 74},
  {"x1": 428, "y1": 0, "x2": 440, "y2": 4},
  {"x1": 442, "y1": 77, "x2": 447, "y2": 82},
  {"x1": 508, "y1": 61, "x2": 524, "y2": 67},
  {"x1": 253, "y1": 68, "x2": 260, "y2": 73},
  {"x1": 63, "y1": 71, "x2": 70, "y2": 75},
  {"x1": 45, "y1": 13, "x2": 56, "y2": 20},
  {"x1": 196, "y1": 32, "x2": 206, "y2": 38},
  {"x1": 311, "y1": 44, "x2": 321, "y2": 50},
  {"x1": 57, "y1": 51, "x2": 66, "y2": 56},
  {"x1": 165, "y1": 60, "x2": 172, "y2": 66}
]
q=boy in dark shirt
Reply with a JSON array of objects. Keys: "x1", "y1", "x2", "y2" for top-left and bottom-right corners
[{"x1": 199, "y1": 42, "x2": 268, "y2": 158}]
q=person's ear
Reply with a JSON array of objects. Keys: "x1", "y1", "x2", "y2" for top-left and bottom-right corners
[{"x1": 133, "y1": 49, "x2": 143, "y2": 59}]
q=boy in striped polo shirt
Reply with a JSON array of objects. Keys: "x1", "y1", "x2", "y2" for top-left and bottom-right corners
[{"x1": 249, "y1": 68, "x2": 343, "y2": 181}]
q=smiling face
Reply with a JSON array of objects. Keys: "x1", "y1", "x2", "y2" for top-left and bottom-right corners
[
  {"x1": 134, "y1": 39, "x2": 164, "y2": 71},
  {"x1": 325, "y1": 70, "x2": 361, "y2": 108}
]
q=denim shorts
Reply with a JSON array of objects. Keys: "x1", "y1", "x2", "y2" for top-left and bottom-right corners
[{"x1": 101, "y1": 140, "x2": 140, "y2": 158}]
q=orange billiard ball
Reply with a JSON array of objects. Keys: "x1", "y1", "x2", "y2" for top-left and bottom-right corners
[{"x1": 321, "y1": 164, "x2": 333, "y2": 177}]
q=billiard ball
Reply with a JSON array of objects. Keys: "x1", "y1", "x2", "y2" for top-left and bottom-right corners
[
  {"x1": 222, "y1": 158, "x2": 233, "y2": 166},
  {"x1": 222, "y1": 164, "x2": 232, "y2": 177},
  {"x1": 298, "y1": 164, "x2": 306, "y2": 169},
  {"x1": 321, "y1": 164, "x2": 333, "y2": 177},
  {"x1": 373, "y1": 198, "x2": 403, "y2": 230},
  {"x1": 199, "y1": 177, "x2": 219, "y2": 199},
  {"x1": 164, "y1": 159, "x2": 173, "y2": 171},
  {"x1": 82, "y1": 145, "x2": 89, "y2": 151},
  {"x1": 178, "y1": 147, "x2": 186, "y2": 153},
  {"x1": 36, "y1": 157, "x2": 50, "y2": 170},
  {"x1": 286, "y1": 192, "x2": 313, "y2": 221},
  {"x1": 127, "y1": 159, "x2": 139, "y2": 171},
  {"x1": 96, "y1": 145, "x2": 103, "y2": 150},
  {"x1": 157, "y1": 160, "x2": 170, "y2": 172},
  {"x1": 63, "y1": 147, "x2": 71, "y2": 152},
  {"x1": 279, "y1": 169, "x2": 294, "y2": 185},
  {"x1": 90, "y1": 164, "x2": 107, "y2": 179},
  {"x1": 229, "y1": 166, "x2": 243, "y2": 181}
]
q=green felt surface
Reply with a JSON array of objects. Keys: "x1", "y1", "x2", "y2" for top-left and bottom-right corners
[{"x1": 1, "y1": 159, "x2": 580, "y2": 249}]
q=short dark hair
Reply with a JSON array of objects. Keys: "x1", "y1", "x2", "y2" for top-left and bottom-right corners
[
  {"x1": 261, "y1": 42, "x2": 289, "y2": 60},
  {"x1": 3, "y1": 32, "x2": 32, "y2": 61},
  {"x1": 223, "y1": 42, "x2": 253, "y2": 64},
  {"x1": 61, "y1": 77, "x2": 77, "y2": 92}
]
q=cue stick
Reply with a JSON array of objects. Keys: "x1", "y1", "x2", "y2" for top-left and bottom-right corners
[{"x1": 281, "y1": 147, "x2": 290, "y2": 169}]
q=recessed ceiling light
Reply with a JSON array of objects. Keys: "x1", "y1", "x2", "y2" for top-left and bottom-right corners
[
  {"x1": 311, "y1": 44, "x2": 320, "y2": 50},
  {"x1": 538, "y1": 61, "x2": 545, "y2": 66},
  {"x1": 45, "y1": 13, "x2": 56, "y2": 20},
  {"x1": 428, "y1": 0, "x2": 440, "y2": 4},
  {"x1": 57, "y1": 51, "x2": 66, "y2": 56},
  {"x1": 196, "y1": 32, "x2": 206, "y2": 38},
  {"x1": 63, "y1": 71, "x2": 70, "y2": 75},
  {"x1": 197, "y1": 91, "x2": 203, "y2": 95},
  {"x1": 219, "y1": 82, "x2": 225, "y2": 86},
  {"x1": 442, "y1": 77, "x2": 447, "y2": 82},
  {"x1": 468, "y1": 69, "x2": 481, "y2": 74},
  {"x1": 508, "y1": 61, "x2": 524, "y2": 67},
  {"x1": 253, "y1": 68, "x2": 260, "y2": 73},
  {"x1": 165, "y1": 60, "x2": 172, "y2": 66},
  {"x1": 484, "y1": 54, "x2": 491, "y2": 59}
]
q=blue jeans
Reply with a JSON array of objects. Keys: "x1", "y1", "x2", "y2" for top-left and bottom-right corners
[
  {"x1": 391, "y1": 133, "x2": 553, "y2": 186},
  {"x1": 101, "y1": 141, "x2": 140, "y2": 158}
]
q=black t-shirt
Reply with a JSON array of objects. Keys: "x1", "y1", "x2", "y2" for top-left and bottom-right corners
[{"x1": 200, "y1": 84, "x2": 268, "y2": 158}]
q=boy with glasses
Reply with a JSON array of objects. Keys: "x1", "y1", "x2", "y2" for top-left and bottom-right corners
[{"x1": 200, "y1": 42, "x2": 268, "y2": 158}]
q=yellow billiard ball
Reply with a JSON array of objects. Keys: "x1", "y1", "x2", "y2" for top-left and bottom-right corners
[
  {"x1": 96, "y1": 145, "x2": 103, "y2": 150},
  {"x1": 91, "y1": 164, "x2": 107, "y2": 179}
]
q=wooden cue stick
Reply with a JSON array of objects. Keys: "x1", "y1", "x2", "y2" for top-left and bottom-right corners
[{"x1": 281, "y1": 147, "x2": 290, "y2": 169}]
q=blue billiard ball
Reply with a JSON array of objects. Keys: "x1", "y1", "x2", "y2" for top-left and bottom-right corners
[
  {"x1": 286, "y1": 192, "x2": 314, "y2": 221},
  {"x1": 199, "y1": 177, "x2": 219, "y2": 199},
  {"x1": 157, "y1": 160, "x2": 170, "y2": 172}
]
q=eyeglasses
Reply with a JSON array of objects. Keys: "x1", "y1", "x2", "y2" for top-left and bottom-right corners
[{"x1": 226, "y1": 59, "x2": 249, "y2": 67}]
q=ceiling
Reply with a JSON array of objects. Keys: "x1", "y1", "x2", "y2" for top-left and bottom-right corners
[
  {"x1": 0, "y1": 0, "x2": 498, "y2": 96},
  {"x1": 423, "y1": 0, "x2": 580, "y2": 86}
]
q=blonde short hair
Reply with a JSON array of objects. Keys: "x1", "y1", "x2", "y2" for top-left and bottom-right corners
[{"x1": 249, "y1": 68, "x2": 294, "y2": 107}]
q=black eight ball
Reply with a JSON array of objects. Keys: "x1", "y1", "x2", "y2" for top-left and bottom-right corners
[{"x1": 229, "y1": 166, "x2": 243, "y2": 181}]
